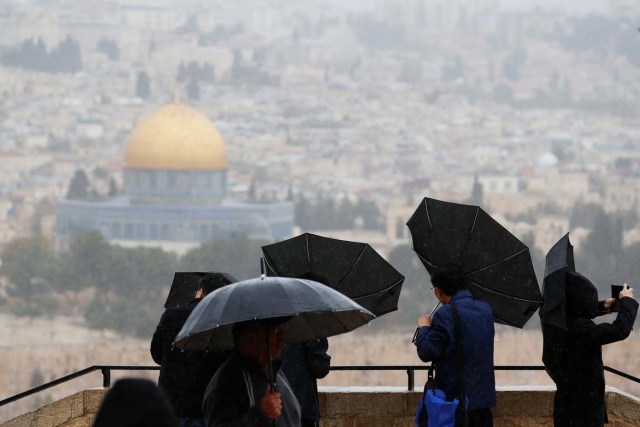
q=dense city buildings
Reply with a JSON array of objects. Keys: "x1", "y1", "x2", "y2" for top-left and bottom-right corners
[
  {"x1": 0, "y1": 0, "x2": 639, "y2": 255},
  {"x1": 55, "y1": 99, "x2": 294, "y2": 254}
]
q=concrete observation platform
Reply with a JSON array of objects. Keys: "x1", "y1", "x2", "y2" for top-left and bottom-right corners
[{"x1": 2, "y1": 385, "x2": 640, "y2": 427}]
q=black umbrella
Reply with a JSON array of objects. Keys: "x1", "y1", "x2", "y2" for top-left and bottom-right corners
[
  {"x1": 164, "y1": 271, "x2": 237, "y2": 308},
  {"x1": 539, "y1": 233, "x2": 575, "y2": 329},
  {"x1": 540, "y1": 233, "x2": 574, "y2": 385},
  {"x1": 261, "y1": 233, "x2": 405, "y2": 317},
  {"x1": 173, "y1": 276, "x2": 375, "y2": 351},
  {"x1": 406, "y1": 197, "x2": 542, "y2": 328}
]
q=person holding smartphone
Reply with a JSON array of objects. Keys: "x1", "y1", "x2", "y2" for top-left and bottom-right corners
[{"x1": 552, "y1": 273, "x2": 638, "y2": 427}]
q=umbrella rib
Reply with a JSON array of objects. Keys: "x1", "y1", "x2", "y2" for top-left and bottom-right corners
[
  {"x1": 335, "y1": 244, "x2": 368, "y2": 290},
  {"x1": 491, "y1": 311, "x2": 519, "y2": 328},
  {"x1": 352, "y1": 277, "x2": 404, "y2": 300},
  {"x1": 459, "y1": 207, "x2": 480, "y2": 272},
  {"x1": 468, "y1": 280, "x2": 542, "y2": 304},
  {"x1": 414, "y1": 249, "x2": 438, "y2": 270},
  {"x1": 263, "y1": 256, "x2": 280, "y2": 277},
  {"x1": 465, "y1": 247, "x2": 530, "y2": 275}
]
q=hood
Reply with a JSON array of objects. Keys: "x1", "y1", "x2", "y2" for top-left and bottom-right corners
[
  {"x1": 93, "y1": 378, "x2": 177, "y2": 427},
  {"x1": 565, "y1": 271, "x2": 599, "y2": 319}
]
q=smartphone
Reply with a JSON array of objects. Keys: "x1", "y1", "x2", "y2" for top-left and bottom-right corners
[{"x1": 611, "y1": 284, "x2": 624, "y2": 300}]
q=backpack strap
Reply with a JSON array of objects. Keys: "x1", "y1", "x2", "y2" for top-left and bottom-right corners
[{"x1": 451, "y1": 302, "x2": 467, "y2": 425}]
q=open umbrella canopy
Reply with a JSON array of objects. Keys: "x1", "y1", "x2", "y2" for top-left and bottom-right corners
[
  {"x1": 173, "y1": 276, "x2": 375, "y2": 351},
  {"x1": 261, "y1": 233, "x2": 405, "y2": 316},
  {"x1": 164, "y1": 271, "x2": 238, "y2": 308},
  {"x1": 406, "y1": 197, "x2": 542, "y2": 328},
  {"x1": 539, "y1": 233, "x2": 575, "y2": 329},
  {"x1": 540, "y1": 233, "x2": 575, "y2": 385}
]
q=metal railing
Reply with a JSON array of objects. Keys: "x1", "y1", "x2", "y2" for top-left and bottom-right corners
[{"x1": 1, "y1": 364, "x2": 638, "y2": 408}]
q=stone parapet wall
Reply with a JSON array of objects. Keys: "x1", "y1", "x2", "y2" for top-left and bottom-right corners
[
  {"x1": 2, "y1": 386, "x2": 639, "y2": 426},
  {"x1": 1, "y1": 389, "x2": 105, "y2": 427}
]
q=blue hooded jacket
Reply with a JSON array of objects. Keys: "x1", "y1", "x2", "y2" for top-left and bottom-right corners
[{"x1": 414, "y1": 290, "x2": 496, "y2": 410}]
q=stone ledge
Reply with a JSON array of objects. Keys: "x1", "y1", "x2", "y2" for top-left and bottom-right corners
[
  {"x1": 2, "y1": 386, "x2": 639, "y2": 426},
  {"x1": 1, "y1": 389, "x2": 106, "y2": 427}
]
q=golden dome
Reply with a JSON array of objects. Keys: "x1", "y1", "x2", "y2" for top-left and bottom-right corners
[{"x1": 125, "y1": 102, "x2": 228, "y2": 170}]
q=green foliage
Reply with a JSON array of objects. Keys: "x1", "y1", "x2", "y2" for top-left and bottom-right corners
[
  {"x1": 1, "y1": 36, "x2": 82, "y2": 73},
  {"x1": 387, "y1": 245, "x2": 434, "y2": 327},
  {"x1": 294, "y1": 196, "x2": 384, "y2": 232},
  {"x1": 96, "y1": 38, "x2": 119, "y2": 60},
  {"x1": 570, "y1": 203, "x2": 605, "y2": 229},
  {"x1": 85, "y1": 288, "x2": 164, "y2": 338},
  {"x1": 135, "y1": 71, "x2": 151, "y2": 99},
  {"x1": 9, "y1": 294, "x2": 59, "y2": 317},
  {"x1": 186, "y1": 78, "x2": 200, "y2": 100},
  {"x1": 576, "y1": 210, "x2": 624, "y2": 293},
  {"x1": 66, "y1": 169, "x2": 90, "y2": 200},
  {"x1": 1, "y1": 237, "x2": 56, "y2": 299},
  {"x1": 179, "y1": 236, "x2": 267, "y2": 280},
  {"x1": 106, "y1": 246, "x2": 177, "y2": 298}
]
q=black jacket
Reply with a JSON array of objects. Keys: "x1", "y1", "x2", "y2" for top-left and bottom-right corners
[
  {"x1": 150, "y1": 302, "x2": 228, "y2": 418},
  {"x1": 203, "y1": 351, "x2": 301, "y2": 427},
  {"x1": 553, "y1": 272, "x2": 639, "y2": 427},
  {"x1": 281, "y1": 339, "x2": 330, "y2": 422}
]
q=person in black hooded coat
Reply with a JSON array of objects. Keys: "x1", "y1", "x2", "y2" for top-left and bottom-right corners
[
  {"x1": 281, "y1": 338, "x2": 330, "y2": 427},
  {"x1": 151, "y1": 274, "x2": 233, "y2": 426},
  {"x1": 553, "y1": 272, "x2": 638, "y2": 427}
]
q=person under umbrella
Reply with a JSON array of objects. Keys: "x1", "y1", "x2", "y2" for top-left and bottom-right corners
[
  {"x1": 173, "y1": 276, "x2": 374, "y2": 427},
  {"x1": 262, "y1": 234, "x2": 404, "y2": 427},
  {"x1": 407, "y1": 197, "x2": 542, "y2": 328},
  {"x1": 414, "y1": 264, "x2": 495, "y2": 427},
  {"x1": 550, "y1": 272, "x2": 637, "y2": 426},
  {"x1": 203, "y1": 317, "x2": 299, "y2": 427},
  {"x1": 151, "y1": 272, "x2": 237, "y2": 427}
]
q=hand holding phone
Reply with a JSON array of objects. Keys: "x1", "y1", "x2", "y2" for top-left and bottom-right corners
[
  {"x1": 620, "y1": 283, "x2": 634, "y2": 299},
  {"x1": 612, "y1": 284, "x2": 624, "y2": 300}
]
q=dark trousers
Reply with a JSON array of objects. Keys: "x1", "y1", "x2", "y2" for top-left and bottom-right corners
[
  {"x1": 455, "y1": 408, "x2": 493, "y2": 427},
  {"x1": 301, "y1": 419, "x2": 319, "y2": 427}
]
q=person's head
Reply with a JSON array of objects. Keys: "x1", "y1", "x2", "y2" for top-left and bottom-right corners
[
  {"x1": 232, "y1": 318, "x2": 289, "y2": 365},
  {"x1": 566, "y1": 271, "x2": 599, "y2": 319},
  {"x1": 93, "y1": 378, "x2": 177, "y2": 427},
  {"x1": 196, "y1": 272, "x2": 237, "y2": 299},
  {"x1": 430, "y1": 264, "x2": 464, "y2": 303}
]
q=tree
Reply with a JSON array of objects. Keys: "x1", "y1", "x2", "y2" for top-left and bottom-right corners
[
  {"x1": 579, "y1": 211, "x2": 622, "y2": 292},
  {"x1": 1, "y1": 237, "x2": 56, "y2": 299},
  {"x1": 66, "y1": 169, "x2": 90, "y2": 199},
  {"x1": 387, "y1": 245, "x2": 433, "y2": 327},
  {"x1": 108, "y1": 178, "x2": 119, "y2": 197},
  {"x1": 65, "y1": 231, "x2": 113, "y2": 291},
  {"x1": 179, "y1": 236, "x2": 268, "y2": 280},
  {"x1": 467, "y1": 176, "x2": 484, "y2": 206},
  {"x1": 570, "y1": 203, "x2": 605, "y2": 230},
  {"x1": 97, "y1": 38, "x2": 119, "y2": 61},
  {"x1": 294, "y1": 195, "x2": 312, "y2": 230},
  {"x1": 501, "y1": 49, "x2": 527, "y2": 82},
  {"x1": 186, "y1": 78, "x2": 200, "y2": 100},
  {"x1": 135, "y1": 71, "x2": 151, "y2": 99},
  {"x1": 354, "y1": 199, "x2": 383, "y2": 231}
]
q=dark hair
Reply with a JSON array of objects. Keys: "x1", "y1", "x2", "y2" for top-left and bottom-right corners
[
  {"x1": 198, "y1": 272, "x2": 238, "y2": 295},
  {"x1": 431, "y1": 264, "x2": 464, "y2": 296},
  {"x1": 93, "y1": 378, "x2": 178, "y2": 427}
]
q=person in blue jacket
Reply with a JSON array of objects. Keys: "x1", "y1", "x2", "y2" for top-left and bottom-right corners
[{"x1": 414, "y1": 264, "x2": 496, "y2": 427}]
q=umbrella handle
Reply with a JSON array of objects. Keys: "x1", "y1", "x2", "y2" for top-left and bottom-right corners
[
  {"x1": 260, "y1": 257, "x2": 266, "y2": 279},
  {"x1": 265, "y1": 327, "x2": 278, "y2": 392},
  {"x1": 429, "y1": 302, "x2": 441, "y2": 317}
]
